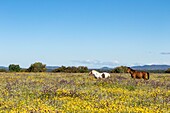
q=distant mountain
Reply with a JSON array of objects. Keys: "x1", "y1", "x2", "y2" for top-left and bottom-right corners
[
  {"x1": 100, "y1": 67, "x2": 113, "y2": 71},
  {"x1": 0, "y1": 66, "x2": 8, "y2": 69},
  {"x1": 46, "y1": 66, "x2": 59, "y2": 69},
  {"x1": 46, "y1": 66, "x2": 60, "y2": 72},
  {"x1": 131, "y1": 65, "x2": 170, "y2": 71}
]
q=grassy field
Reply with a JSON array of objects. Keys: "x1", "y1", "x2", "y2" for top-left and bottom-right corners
[{"x1": 0, "y1": 72, "x2": 170, "y2": 113}]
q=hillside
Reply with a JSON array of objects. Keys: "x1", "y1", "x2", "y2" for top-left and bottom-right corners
[
  {"x1": 131, "y1": 65, "x2": 170, "y2": 71},
  {"x1": 0, "y1": 66, "x2": 8, "y2": 70}
]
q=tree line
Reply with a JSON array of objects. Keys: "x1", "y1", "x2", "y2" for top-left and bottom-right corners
[
  {"x1": 0, "y1": 62, "x2": 170, "y2": 73},
  {"x1": 52, "y1": 66, "x2": 88, "y2": 73},
  {"x1": 0, "y1": 62, "x2": 89, "y2": 73}
]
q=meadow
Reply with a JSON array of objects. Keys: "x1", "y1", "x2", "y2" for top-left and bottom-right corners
[{"x1": 0, "y1": 72, "x2": 169, "y2": 113}]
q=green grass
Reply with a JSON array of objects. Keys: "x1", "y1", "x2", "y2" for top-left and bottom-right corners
[{"x1": 0, "y1": 72, "x2": 169, "y2": 113}]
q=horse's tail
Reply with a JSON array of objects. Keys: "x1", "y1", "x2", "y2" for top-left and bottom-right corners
[
  {"x1": 147, "y1": 72, "x2": 149, "y2": 80},
  {"x1": 101, "y1": 73, "x2": 105, "y2": 78}
]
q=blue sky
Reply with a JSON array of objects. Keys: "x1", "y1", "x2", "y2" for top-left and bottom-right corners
[{"x1": 0, "y1": 0, "x2": 170, "y2": 68}]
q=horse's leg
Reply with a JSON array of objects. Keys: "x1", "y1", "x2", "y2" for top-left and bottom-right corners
[
  {"x1": 142, "y1": 74, "x2": 146, "y2": 80},
  {"x1": 132, "y1": 74, "x2": 136, "y2": 79}
]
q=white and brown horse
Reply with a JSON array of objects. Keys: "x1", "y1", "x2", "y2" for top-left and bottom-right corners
[{"x1": 89, "y1": 70, "x2": 110, "y2": 79}]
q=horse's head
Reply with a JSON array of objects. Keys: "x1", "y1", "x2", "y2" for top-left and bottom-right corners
[
  {"x1": 89, "y1": 71, "x2": 93, "y2": 76},
  {"x1": 89, "y1": 70, "x2": 96, "y2": 76},
  {"x1": 127, "y1": 67, "x2": 131, "y2": 73}
]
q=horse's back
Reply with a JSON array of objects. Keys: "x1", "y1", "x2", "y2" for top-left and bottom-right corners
[
  {"x1": 91, "y1": 70, "x2": 102, "y2": 79},
  {"x1": 90, "y1": 70, "x2": 110, "y2": 79}
]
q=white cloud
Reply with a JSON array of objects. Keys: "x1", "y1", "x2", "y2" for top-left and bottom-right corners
[{"x1": 72, "y1": 59, "x2": 119, "y2": 68}]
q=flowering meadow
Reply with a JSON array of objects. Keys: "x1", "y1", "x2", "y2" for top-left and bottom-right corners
[{"x1": 0, "y1": 72, "x2": 169, "y2": 113}]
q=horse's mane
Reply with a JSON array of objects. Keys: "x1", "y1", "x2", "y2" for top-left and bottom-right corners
[{"x1": 127, "y1": 67, "x2": 135, "y2": 72}]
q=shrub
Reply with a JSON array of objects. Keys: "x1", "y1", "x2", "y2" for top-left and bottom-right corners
[
  {"x1": 165, "y1": 68, "x2": 170, "y2": 73},
  {"x1": 111, "y1": 66, "x2": 128, "y2": 73},
  {"x1": 9, "y1": 64, "x2": 21, "y2": 72},
  {"x1": 77, "y1": 66, "x2": 88, "y2": 73},
  {"x1": 52, "y1": 66, "x2": 88, "y2": 73},
  {"x1": 27, "y1": 62, "x2": 46, "y2": 72},
  {"x1": 52, "y1": 66, "x2": 66, "y2": 72}
]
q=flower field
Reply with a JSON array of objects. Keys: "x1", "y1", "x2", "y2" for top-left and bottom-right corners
[{"x1": 0, "y1": 72, "x2": 170, "y2": 113}]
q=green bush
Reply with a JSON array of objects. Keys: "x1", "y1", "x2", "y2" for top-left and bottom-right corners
[
  {"x1": 111, "y1": 66, "x2": 128, "y2": 73},
  {"x1": 9, "y1": 64, "x2": 21, "y2": 72},
  {"x1": 165, "y1": 68, "x2": 170, "y2": 73},
  {"x1": 77, "y1": 66, "x2": 88, "y2": 73},
  {"x1": 27, "y1": 62, "x2": 46, "y2": 72}
]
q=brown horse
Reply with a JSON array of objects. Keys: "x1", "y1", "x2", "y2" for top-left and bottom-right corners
[{"x1": 127, "y1": 67, "x2": 149, "y2": 80}]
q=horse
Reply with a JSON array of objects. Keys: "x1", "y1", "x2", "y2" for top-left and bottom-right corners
[
  {"x1": 127, "y1": 67, "x2": 149, "y2": 80},
  {"x1": 89, "y1": 70, "x2": 110, "y2": 79}
]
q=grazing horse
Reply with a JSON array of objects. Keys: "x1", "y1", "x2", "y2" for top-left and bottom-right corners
[
  {"x1": 127, "y1": 67, "x2": 149, "y2": 80},
  {"x1": 89, "y1": 70, "x2": 110, "y2": 79}
]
